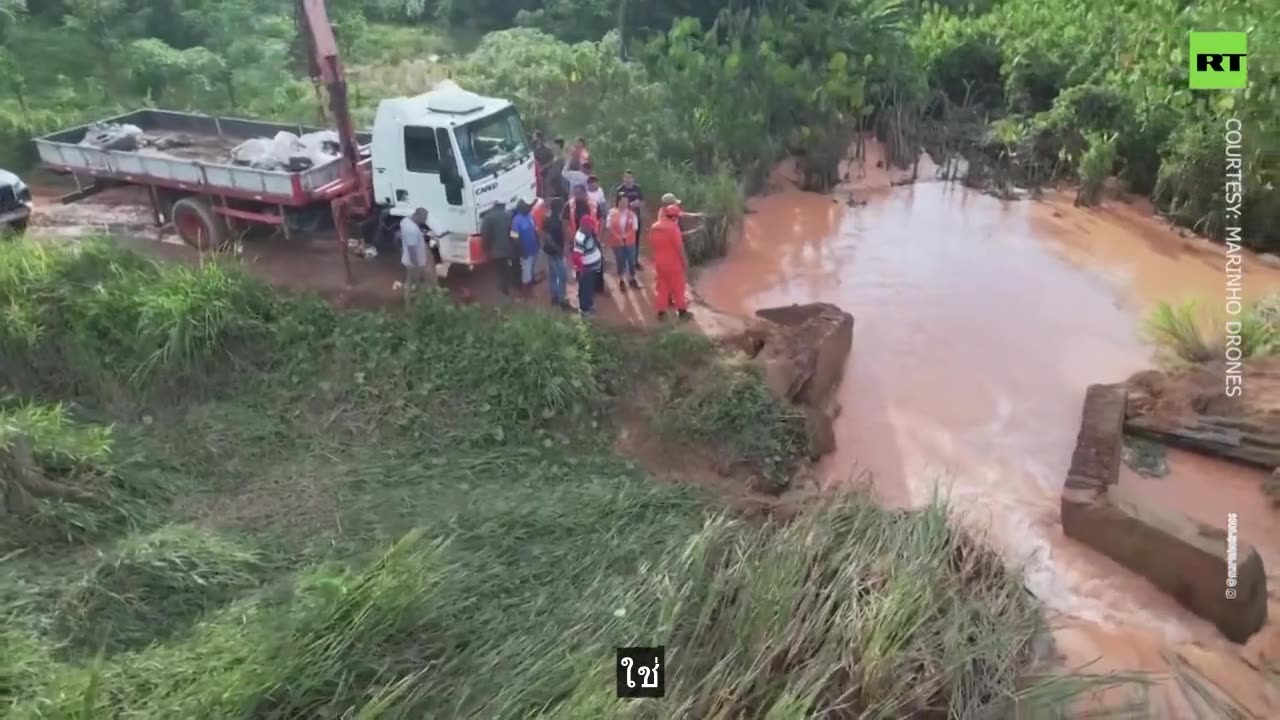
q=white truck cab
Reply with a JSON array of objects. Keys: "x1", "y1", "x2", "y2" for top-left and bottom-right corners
[{"x1": 371, "y1": 81, "x2": 537, "y2": 265}]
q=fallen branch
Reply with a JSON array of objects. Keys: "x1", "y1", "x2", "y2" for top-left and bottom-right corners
[{"x1": 1, "y1": 433, "x2": 108, "y2": 516}]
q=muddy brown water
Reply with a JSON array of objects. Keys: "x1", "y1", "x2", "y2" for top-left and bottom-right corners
[{"x1": 699, "y1": 178, "x2": 1280, "y2": 716}]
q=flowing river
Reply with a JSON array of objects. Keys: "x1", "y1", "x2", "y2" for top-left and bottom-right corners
[{"x1": 698, "y1": 163, "x2": 1280, "y2": 716}]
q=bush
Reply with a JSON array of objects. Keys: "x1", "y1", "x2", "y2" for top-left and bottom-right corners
[
  {"x1": 1154, "y1": 121, "x2": 1228, "y2": 242},
  {"x1": 453, "y1": 28, "x2": 748, "y2": 264},
  {"x1": 664, "y1": 363, "x2": 808, "y2": 487},
  {"x1": 320, "y1": 292, "x2": 610, "y2": 429},
  {"x1": 1146, "y1": 296, "x2": 1279, "y2": 364},
  {"x1": 923, "y1": 35, "x2": 1004, "y2": 109},
  {"x1": 915, "y1": 0, "x2": 1279, "y2": 249},
  {"x1": 1146, "y1": 299, "x2": 1213, "y2": 364},
  {"x1": 1075, "y1": 131, "x2": 1118, "y2": 207},
  {"x1": 0, "y1": 240, "x2": 281, "y2": 402}
]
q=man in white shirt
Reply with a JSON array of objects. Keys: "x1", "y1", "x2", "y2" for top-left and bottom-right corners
[
  {"x1": 586, "y1": 175, "x2": 608, "y2": 222},
  {"x1": 399, "y1": 207, "x2": 438, "y2": 295},
  {"x1": 562, "y1": 166, "x2": 588, "y2": 197}
]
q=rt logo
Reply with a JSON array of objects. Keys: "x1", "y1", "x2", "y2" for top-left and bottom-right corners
[{"x1": 1189, "y1": 32, "x2": 1247, "y2": 89}]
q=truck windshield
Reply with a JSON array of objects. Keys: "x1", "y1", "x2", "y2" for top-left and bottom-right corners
[{"x1": 454, "y1": 107, "x2": 530, "y2": 182}]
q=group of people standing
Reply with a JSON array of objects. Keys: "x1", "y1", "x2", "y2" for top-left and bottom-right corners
[
  {"x1": 400, "y1": 132, "x2": 693, "y2": 321},
  {"x1": 503, "y1": 132, "x2": 693, "y2": 320}
]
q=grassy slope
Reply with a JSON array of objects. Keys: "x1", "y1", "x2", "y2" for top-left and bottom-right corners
[{"x1": 0, "y1": 238, "x2": 1073, "y2": 718}]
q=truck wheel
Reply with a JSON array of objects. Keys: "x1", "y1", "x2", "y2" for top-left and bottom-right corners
[{"x1": 172, "y1": 197, "x2": 226, "y2": 251}]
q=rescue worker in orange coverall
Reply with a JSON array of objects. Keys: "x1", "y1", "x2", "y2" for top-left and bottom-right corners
[{"x1": 649, "y1": 200, "x2": 694, "y2": 321}]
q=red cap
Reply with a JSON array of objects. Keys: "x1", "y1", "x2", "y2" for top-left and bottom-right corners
[
  {"x1": 662, "y1": 204, "x2": 683, "y2": 218},
  {"x1": 579, "y1": 215, "x2": 598, "y2": 232}
]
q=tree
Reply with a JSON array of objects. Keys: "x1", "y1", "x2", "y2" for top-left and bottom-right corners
[{"x1": 62, "y1": 0, "x2": 126, "y2": 100}]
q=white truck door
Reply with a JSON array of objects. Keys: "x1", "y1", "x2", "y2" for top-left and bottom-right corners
[{"x1": 400, "y1": 125, "x2": 471, "y2": 235}]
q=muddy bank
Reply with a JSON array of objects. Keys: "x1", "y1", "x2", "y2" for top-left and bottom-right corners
[
  {"x1": 697, "y1": 172, "x2": 1280, "y2": 715},
  {"x1": 1125, "y1": 358, "x2": 1280, "y2": 471}
]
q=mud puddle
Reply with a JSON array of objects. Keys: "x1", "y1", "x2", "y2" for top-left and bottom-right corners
[
  {"x1": 698, "y1": 178, "x2": 1280, "y2": 716},
  {"x1": 27, "y1": 184, "x2": 168, "y2": 244}
]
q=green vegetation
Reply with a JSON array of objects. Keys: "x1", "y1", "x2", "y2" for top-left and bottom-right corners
[
  {"x1": 0, "y1": 237, "x2": 1079, "y2": 716},
  {"x1": 917, "y1": 0, "x2": 1276, "y2": 248},
  {"x1": 55, "y1": 525, "x2": 267, "y2": 654},
  {"x1": 1075, "y1": 131, "x2": 1119, "y2": 208},
  {"x1": 662, "y1": 363, "x2": 808, "y2": 490},
  {"x1": 1146, "y1": 294, "x2": 1280, "y2": 364},
  {"x1": 3, "y1": 1, "x2": 1275, "y2": 251}
]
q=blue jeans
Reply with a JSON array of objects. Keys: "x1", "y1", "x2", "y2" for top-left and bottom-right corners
[
  {"x1": 520, "y1": 254, "x2": 537, "y2": 285},
  {"x1": 546, "y1": 254, "x2": 566, "y2": 303},
  {"x1": 613, "y1": 245, "x2": 637, "y2": 280},
  {"x1": 577, "y1": 264, "x2": 599, "y2": 313}
]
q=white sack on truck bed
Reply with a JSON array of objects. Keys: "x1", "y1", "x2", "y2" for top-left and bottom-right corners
[
  {"x1": 79, "y1": 122, "x2": 145, "y2": 151},
  {"x1": 230, "y1": 130, "x2": 341, "y2": 172}
]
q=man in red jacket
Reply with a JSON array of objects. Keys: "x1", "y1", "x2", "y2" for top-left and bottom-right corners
[{"x1": 648, "y1": 201, "x2": 692, "y2": 321}]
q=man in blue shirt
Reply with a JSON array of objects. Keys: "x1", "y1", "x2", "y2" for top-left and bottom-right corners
[{"x1": 513, "y1": 199, "x2": 540, "y2": 295}]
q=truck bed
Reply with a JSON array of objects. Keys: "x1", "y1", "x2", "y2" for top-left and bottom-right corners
[{"x1": 35, "y1": 110, "x2": 372, "y2": 206}]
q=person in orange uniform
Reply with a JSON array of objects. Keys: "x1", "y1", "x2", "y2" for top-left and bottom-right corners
[
  {"x1": 531, "y1": 196, "x2": 548, "y2": 234},
  {"x1": 649, "y1": 200, "x2": 693, "y2": 321}
]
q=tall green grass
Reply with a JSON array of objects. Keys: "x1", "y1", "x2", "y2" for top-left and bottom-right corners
[
  {"x1": 1145, "y1": 299, "x2": 1212, "y2": 363},
  {"x1": 1146, "y1": 295, "x2": 1280, "y2": 364},
  {"x1": 501, "y1": 498, "x2": 1047, "y2": 719},
  {"x1": 0, "y1": 239, "x2": 279, "y2": 404},
  {"x1": 0, "y1": 238, "x2": 1097, "y2": 717},
  {"x1": 55, "y1": 525, "x2": 267, "y2": 655},
  {"x1": 6, "y1": 501, "x2": 1077, "y2": 719}
]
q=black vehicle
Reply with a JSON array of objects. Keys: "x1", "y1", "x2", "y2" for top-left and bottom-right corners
[{"x1": 0, "y1": 168, "x2": 32, "y2": 235}]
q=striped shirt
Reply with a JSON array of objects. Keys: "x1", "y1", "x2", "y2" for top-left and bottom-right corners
[{"x1": 573, "y1": 230, "x2": 603, "y2": 268}]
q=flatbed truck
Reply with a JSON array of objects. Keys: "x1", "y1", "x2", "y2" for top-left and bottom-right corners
[{"x1": 32, "y1": 0, "x2": 536, "y2": 280}]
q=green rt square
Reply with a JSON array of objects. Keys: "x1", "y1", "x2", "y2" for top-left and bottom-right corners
[{"x1": 1189, "y1": 32, "x2": 1247, "y2": 89}]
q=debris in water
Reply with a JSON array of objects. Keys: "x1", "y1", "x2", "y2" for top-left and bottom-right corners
[{"x1": 1122, "y1": 436, "x2": 1170, "y2": 478}]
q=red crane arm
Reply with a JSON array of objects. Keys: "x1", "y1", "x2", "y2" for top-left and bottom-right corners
[{"x1": 296, "y1": 0, "x2": 361, "y2": 186}]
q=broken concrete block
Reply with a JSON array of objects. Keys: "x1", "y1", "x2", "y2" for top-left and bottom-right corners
[
  {"x1": 1078, "y1": 484, "x2": 1267, "y2": 644},
  {"x1": 1062, "y1": 382, "x2": 1268, "y2": 643},
  {"x1": 1061, "y1": 383, "x2": 1127, "y2": 512},
  {"x1": 804, "y1": 406, "x2": 836, "y2": 459},
  {"x1": 751, "y1": 303, "x2": 854, "y2": 408}
]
